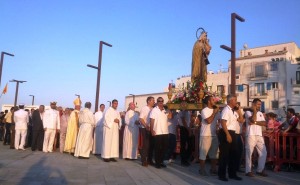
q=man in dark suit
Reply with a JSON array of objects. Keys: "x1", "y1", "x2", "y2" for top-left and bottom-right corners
[{"x1": 31, "y1": 105, "x2": 45, "y2": 151}]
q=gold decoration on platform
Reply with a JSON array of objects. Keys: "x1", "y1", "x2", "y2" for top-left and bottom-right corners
[
  {"x1": 167, "y1": 83, "x2": 173, "y2": 103},
  {"x1": 167, "y1": 102, "x2": 203, "y2": 110}
]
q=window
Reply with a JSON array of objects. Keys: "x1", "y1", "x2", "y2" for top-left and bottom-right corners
[
  {"x1": 271, "y1": 101, "x2": 279, "y2": 109},
  {"x1": 270, "y1": 63, "x2": 278, "y2": 71},
  {"x1": 236, "y1": 66, "x2": 240, "y2": 74},
  {"x1": 217, "y1": 85, "x2": 224, "y2": 95},
  {"x1": 267, "y1": 82, "x2": 278, "y2": 90},
  {"x1": 236, "y1": 85, "x2": 243, "y2": 92},
  {"x1": 255, "y1": 83, "x2": 265, "y2": 95},
  {"x1": 296, "y1": 71, "x2": 300, "y2": 84},
  {"x1": 236, "y1": 75, "x2": 240, "y2": 79},
  {"x1": 255, "y1": 64, "x2": 264, "y2": 77}
]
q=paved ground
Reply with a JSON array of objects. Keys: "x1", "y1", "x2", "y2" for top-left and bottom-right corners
[{"x1": 0, "y1": 144, "x2": 300, "y2": 185}]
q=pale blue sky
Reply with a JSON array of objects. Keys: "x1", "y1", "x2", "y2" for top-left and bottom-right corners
[{"x1": 1, "y1": 0, "x2": 299, "y2": 111}]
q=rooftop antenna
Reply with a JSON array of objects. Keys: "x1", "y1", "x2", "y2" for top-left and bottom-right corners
[
  {"x1": 219, "y1": 64, "x2": 223, "y2": 72},
  {"x1": 243, "y1": 43, "x2": 248, "y2": 57}
]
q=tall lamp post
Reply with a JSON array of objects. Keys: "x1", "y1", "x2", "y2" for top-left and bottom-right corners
[
  {"x1": 0, "y1": 52, "x2": 14, "y2": 87},
  {"x1": 107, "y1": 101, "x2": 111, "y2": 107},
  {"x1": 220, "y1": 13, "x2": 245, "y2": 94},
  {"x1": 242, "y1": 84, "x2": 249, "y2": 107},
  {"x1": 129, "y1": 94, "x2": 135, "y2": 104},
  {"x1": 87, "y1": 41, "x2": 112, "y2": 112},
  {"x1": 75, "y1": 94, "x2": 80, "y2": 98},
  {"x1": 29, "y1": 95, "x2": 35, "y2": 105},
  {"x1": 10, "y1": 79, "x2": 26, "y2": 107}
]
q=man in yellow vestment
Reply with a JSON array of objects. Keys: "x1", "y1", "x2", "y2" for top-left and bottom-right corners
[{"x1": 64, "y1": 98, "x2": 81, "y2": 154}]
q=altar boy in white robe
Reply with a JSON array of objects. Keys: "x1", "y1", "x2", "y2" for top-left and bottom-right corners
[
  {"x1": 102, "y1": 99, "x2": 121, "y2": 162},
  {"x1": 123, "y1": 102, "x2": 140, "y2": 159}
]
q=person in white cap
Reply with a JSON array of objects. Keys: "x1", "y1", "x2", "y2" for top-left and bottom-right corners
[
  {"x1": 14, "y1": 104, "x2": 29, "y2": 150},
  {"x1": 43, "y1": 102, "x2": 60, "y2": 153}
]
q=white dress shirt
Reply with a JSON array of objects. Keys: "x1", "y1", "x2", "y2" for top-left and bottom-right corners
[
  {"x1": 43, "y1": 108, "x2": 60, "y2": 130},
  {"x1": 14, "y1": 109, "x2": 29, "y2": 130}
]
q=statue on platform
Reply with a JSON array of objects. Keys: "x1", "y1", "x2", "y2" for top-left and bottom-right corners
[{"x1": 191, "y1": 28, "x2": 211, "y2": 83}]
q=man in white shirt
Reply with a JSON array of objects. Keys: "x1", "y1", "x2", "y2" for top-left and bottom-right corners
[
  {"x1": 102, "y1": 99, "x2": 121, "y2": 162},
  {"x1": 245, "y1": 98, "x2": 268, "y2": 177},
  {"x1": 14, "y1": 104, "x2": 29, "y2": 150},
  {"x1": 150, "y1": 97, "x2": 170, "y2": 169},
  {"x1": 139, "y1": 96, "x2": 155, "y2": 167},
  {"x1": 199, "y1": 95, "x2": 220, "y2": 176},
  {"x1": 93, "y1": 104, "x2": 105, "y2": 155},
  {"x1": 218, "y1": 94, "x2": 242, "y2": 181},
  {"x1": 43, "y1": 102, "x2": 60, "y2": 153}
]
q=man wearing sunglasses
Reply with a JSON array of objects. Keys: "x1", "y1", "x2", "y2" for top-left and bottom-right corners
[{"x1": 150, "y1": 97, "x2": 171, "y2": 168}]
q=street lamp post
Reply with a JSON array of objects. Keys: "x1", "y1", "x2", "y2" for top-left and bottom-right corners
[
  {"x1": 129, "y1": 94, "x2": 135, "y2": 104},
  {"x1": 10, "y1": 79, "x2": 26, "y2": 107},
  {"x1": 29, "y1": 95, "x2": 35, "y2": 105},
  {"x1": 107, "y1": 101, "x2": 111, "y2": 107},
  {"x1": 242, "y1": 84, "x2": 249, "y2": 107},
  {"x1": 0, "y1": 52, "x2": 14, "y2": 87},
  {"x1": 87, "y1": 41, "x2": 112, "y2": 112},
  {"x1": 75, "y1": 94, "x2": 80, "y2": 98},
  {"x1": 220, "y1": 13, "x2": 245, "y2": 95}
]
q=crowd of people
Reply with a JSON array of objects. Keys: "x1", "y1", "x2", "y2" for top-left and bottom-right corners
[{"x1": 1, "y1": 95, "x2": 300, "y2": 182}]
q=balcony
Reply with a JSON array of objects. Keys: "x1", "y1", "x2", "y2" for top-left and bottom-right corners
[
  {"x1": 249, "y1": 71, "x2": 268, "y2": 81},
  {"x1": 250, "y1": 92, "x2": 268, "y2": 99},
  {"x1": 291, "y1": 79, "x2": 300, "y2": 87}
]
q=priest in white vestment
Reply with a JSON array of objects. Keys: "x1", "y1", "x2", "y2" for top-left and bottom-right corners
[
  {"x1": 102, "y1": 99, "x2": 121, "y2": 162},
  {"x1": 123, "y1": 102, "x2": 139, "y2": 159},
  {"x1": 74, "y1": 102, "x2": 95, "y2": 158},
  {"x1": 93, "y1": 104, "x2": 105, "y2": 155}
]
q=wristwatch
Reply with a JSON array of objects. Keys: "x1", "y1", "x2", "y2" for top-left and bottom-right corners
[{"x1": 254, "y1": 121, "x2": 257, "y2": 125}]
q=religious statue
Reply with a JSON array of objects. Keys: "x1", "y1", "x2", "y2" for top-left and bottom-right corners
[{"x1": 191, "y1": 28, "x2": 211, "y2": 83}]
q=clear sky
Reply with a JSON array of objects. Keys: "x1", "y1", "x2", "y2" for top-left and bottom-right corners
[{"x1": 0, "y1": 0, "x2": 299, "y2": 111}]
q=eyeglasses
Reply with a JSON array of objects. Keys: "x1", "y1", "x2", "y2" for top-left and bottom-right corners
[{"x1": 157, "y1": 100, "x2": 164, "y2": 103}]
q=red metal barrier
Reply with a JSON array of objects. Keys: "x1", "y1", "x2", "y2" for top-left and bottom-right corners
[
  {"x1": 263, "y1": 130, "x2": 277, "y2": 163},
  {"x1": 274, "y1": 131, "x2": 300, "y2": 172}
]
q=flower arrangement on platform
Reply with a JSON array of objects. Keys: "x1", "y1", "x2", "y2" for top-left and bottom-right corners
[{"x1": 171, "y1": 77, "x2": 223, "y2": 104}]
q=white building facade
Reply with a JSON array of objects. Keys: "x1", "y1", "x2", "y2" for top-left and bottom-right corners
[{"x1": 231, "y1": 42, "x2": 300, "y2": 118}]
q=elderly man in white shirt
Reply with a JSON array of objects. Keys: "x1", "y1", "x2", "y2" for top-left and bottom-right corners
[
  {"x1": 43, "y1": 102, "x2": 60, "y2": 153},
  {"x1": 218, "y1": 94, "x2": 242, "y2": 181},
  {"x1": 150, "y1": 97, "x2": 171, "y2": 169},
  {"x1": 245, "y1": 98, "x2": 268, "y2": 177},
  {"x1": 14, "y1": 104, "x2": 29, "y2": 150}
]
